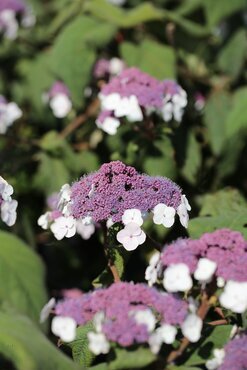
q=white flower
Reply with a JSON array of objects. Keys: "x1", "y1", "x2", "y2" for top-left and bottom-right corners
[
  {"x1": 0, "y1": 10, "x2": 18, "y2": 40},
  {"x1": 37, "y1": 211, "x2": 51, "y2": 230},
  {"x1": 0, "y1": 176, "x2": 13, "y2": 201},
  {"x1": 109, "y1": 58, "x2": 125, "y2": 75},
  {"x1": 177, "y1": 195, "x2": 191, "y2": 228},
  {"x1": 87, "y1": 332, "x2": 110, "y2": 355},
  {"x1": 1, "y1": 199, "x2": 18, "y2": 226},
  {"x1": 100, "y1": 93, "x2": 121, "y2": 111},
  {"x1": 116, "y1": 222, "x2": 146, "y2": 251},
  {"x1": 106, "y1": 0, "x2": 126, "y2": 5},
  {"x1": 76, "y1": 219, "x2": 95, "y2": 240},
  {"x1": 106, "y1": 217, "x2": 114, "y2": 228},
  {"x1": 161, "y1": 102, "x2": 173, "y2": 121},
  {"x1": 194, "y1": 258, "x2": 217, "y2": 283},
  {"x1": 219, "y1": 280, "x2": 247, "y2": 313},
  {"x1": 49, "y1": 94, "x2": 72, "y2": 118},
  {"x1": 181, "y1": 314, "x2": 203, "y2": 343},
  {"x1": 163, "y1": 263, "x2": 192, "y2": 292},
  {"x1": 114, "y1": 95, "x2": 143, "y2": 122},
  {"x1": 153, "y1": 203, "x2": 176, "y2": 228},
  {"x1": 40, "y1": 297, "x2": 55, "y2": 323},
  {"x1": 132, "y1": 309, "x2": 156, "y2": 332},
  {"x1": 206, "y1": 349, "x2": 225, "y2": 370},
  {"x1": 93, "y1": 311, "x2": 105, "y2": 333},
  {"x1": 217, "y1": 277, "x2": 225, "y2": 288},
  {"x1": 149, "y1": 324, "x2": 177, "y2": 354},
  {"x1": 58, "y1": 183, "x2": 71, "y2": 215},
  {"x1": 122, "y1": 208, "x2": 143, "y2": 226},
  {"x1": 145, "y1": 252, "x2": 161, "y2": 286},
  {"x1": 97, "y1": 116, "x2": 120, "y2": 135},
  {"x1": 0, "y1": 100, "x2": 22, "y2": 134},
  {"x1": 51, "y1": 316, "x2": 77, "y2": 342},
  {"x1": 50, "y1": 216, "x2": 76, "y2": 240}
]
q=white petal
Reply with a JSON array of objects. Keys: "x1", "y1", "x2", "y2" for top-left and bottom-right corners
[
  {"x1": 50, "y1": 94, "x2": 72, "y2": 118},
  {"x1": 51, "y1": 316, "x2": 77, "y2": 342},
  {"x1": 181, "y1": 314, "x2": 202, "y2": 343},
  {"x1": 163, "y1": 263, "x2": 192, "y2": 292}
]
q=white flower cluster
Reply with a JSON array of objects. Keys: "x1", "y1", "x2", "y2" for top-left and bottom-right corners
[
  {"x1": 37, "y1": 184, "x2": 95, "y2": 241},
  {"x1": 0, "y1": 96, "x2": 22, "y2": 134},
  {"x1": 116, "y1": 195, "x2": 191, "y2": 251},
  {"x1": 160, "y1": 88, "x2": 187, "y2": 123},
  {"x1": 0, "y1": 176, "x2": 18, "y2": 226},
  {"x1": 0, "y1": 6, "x2": 35, "y2": 40}
]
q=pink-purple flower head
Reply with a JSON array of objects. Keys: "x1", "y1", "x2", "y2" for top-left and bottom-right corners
[
  {"x1": 43, "y1": 81, "x2": 72, "y2": 119},
  {"x1": 53, "y1": 282, "x2": 188, "y2": 353},
  {"x1": 0, "y1": 176, "x2": 17, "y2": 227},
  {"x1": 96, "y1": 67, "x2": 187, "y2": 134},
  {"x1": 146, "y1": 228, "x2": 247, "y2": 313},
  {"x1": 0, "y1": 0, "x2": 35, "y2": 40}
]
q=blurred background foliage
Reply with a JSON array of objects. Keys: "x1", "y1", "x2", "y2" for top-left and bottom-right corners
[{"x1": 0, "y1": 0, "x2": 246, "y2": 369}]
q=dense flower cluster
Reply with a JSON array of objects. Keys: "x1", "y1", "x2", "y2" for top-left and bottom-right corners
[
  {"x1": 38, "y1": 192, "x2": 95, "y2": 240},
  {"x1": 0, "y1": 0, "x2": 35, "y2": 40},
  {"x1": 206, "y1": 333, "x2": 247, "y2": 370},
  {"x1": 93, "y1": 57, "x2": 125, "y2": 79},
  {"x1": 0, "y1": 95, "x2": 22, "y2": 134},
  {"x1": 52, "y1": 282, "x2": 194, "y2": 353},
  {"x1": 0, "y1": 176, "x2": 18, "y2": 226},
  {"x1": 43, "y1": 81, "x2": 72, "y2": 118},
  {"x1": 146, "y1": 229, "x2": 247, "y2": 313},
  {"x1": 96, "y1": 67, "x2": 187, "y2": 134}
]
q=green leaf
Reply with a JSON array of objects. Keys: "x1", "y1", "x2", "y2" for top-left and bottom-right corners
[
  {"x1": 204, "y1": 91, "x2": 232, "y2": 155},
  {"x1": 217, "y1": 30, "x2": 247, "y2": 80},
  {"x1": 0, "y1": 311, "x2": 79, "y2": 370},
  {"x1": 225, "y1": 87, "x2": 247, "y2": 138},
  {"x1": 185, "y1": 325, "x2": 232, "y2": 366},
  {"x1": 199, "y1": 188, "x2": 247, "y2": 217},
  {"x1": 188, "y1": 212, "x2": 247, "y2": 239},
  {"x1": 203, "y1": 0, "x2": 247, "y2": 27},
  {"x1": 108, "y1": 347, "x2": 156, "y2": 370},
  {"x1": 120, "y1": 39, "x2": 176, "y2": 79},
  {"x1": 33, "y1": 153, "x2": 70, "y2": 195},
  {"x1": 0, "y1": 231, "x2": 47, "y2": 324},
  {"x1": 67, "y1": 322, "x2": 95, "y2": 367},
  {"x1": 181, "y1": 131, "x2": 201, "y2": 184}
]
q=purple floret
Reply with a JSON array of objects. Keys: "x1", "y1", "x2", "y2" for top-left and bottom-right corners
[
  {"x1": 48, "y1": 81, "x2": 70, "y2": 98},
  {"x1": 70, "y1": 161, "x2": 182, "y2": 223},
  {"x1": 218, "y1": 334, "x2": 247, "y2": 370},
  {"x1": 0, "y1": 0, "x2": 26, "y2": 13}
]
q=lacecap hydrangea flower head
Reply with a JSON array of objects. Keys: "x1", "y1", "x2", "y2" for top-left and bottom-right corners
[
  {"x1": 0, "y1": 176, "x2": 18, "y2": 226},
  {"x1": 145, "y1": 228, "x2": 247, "y2": 313},
  {"x1": 96, "y1": 67, "x2": 187, "y2": 135},
  {"x1": 39, "y1": 161, "x2": 191, "y2": 251},
  {"x1": 49, "y1": 281, "x2": 196, "y2": 355},
  {"x1": 0, "y1": 0, "x2": 35, "y2": 40}
]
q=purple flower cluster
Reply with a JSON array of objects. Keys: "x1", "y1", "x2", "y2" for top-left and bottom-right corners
[
  {"x1": 47, "y1": 81, "x2": 70, "y2": 99},
  {"x1": 70, "y1": 161, "x2": 182, "y2": 223},
  {"x1": 0, "y1": 0, "x2": 26, "y2": 13},
  {"x1": 218, "y1": 334, "x2": 247, "y2": 370},
  {"x1": 160, "y1": 229, "x2": 247, "y2": 282},
  {"x1": 55, "y1": 282, "x2": 188, "y2": 347},
  {"x1": 96, "y1": 67, "x2": 187, "y2": 134}
]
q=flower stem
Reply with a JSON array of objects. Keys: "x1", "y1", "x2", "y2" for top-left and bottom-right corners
[{"x1": 102, "y1": 224, "x2": 121, "y2": 283}]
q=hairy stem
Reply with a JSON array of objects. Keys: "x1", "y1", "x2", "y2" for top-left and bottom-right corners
[{"x1": 102, "y1": 224, "x2": 121, "y2": 283}]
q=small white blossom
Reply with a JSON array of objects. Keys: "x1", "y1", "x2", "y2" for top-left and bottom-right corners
[
  {"x1": 219, "y1": 280, "x2": 247, "y2": 313},
  {"x1": 116, "y1": 222, "x2": 146, "y2": 251},
  {"x1": 206, "y1": 349, "x2": 225, "y2": 370},
  {"x1": 217, "y1": 277, "x2": 225, "y2": 288},
  {"x1": 50, "y1": 216, "x2": 76, "y2": 240},
  {"x1": 1, "y1": 199, "x2": 18, "y2": 226},
  {"x1": 0, "y1": 99, "x2": 22, "y2": 134},
  {"x1": 58, "y1": 184, "x2": 71, "y2": 215},
  {"x1": 37, "y1": 211, "x2": 51, "y2": 230},
  {"x1": 132, "y1": 309, "x2": 156, "y2": 333},
  {"x1": 93, "y1": 311, "x2": 105, "y2": 333},
  {"x1": 114, "y1": 95, "x2": 143, "y2": 122},
  {"x1": 49, "y1": 94, "x2": 72, "y2": 118},
  {"x1": 181, "y1": 314, "x2": 203, "y2": 343},
  {"x1": 122, "y1": 208, "x2": 143, "y2": 226},
  {"x1": 51, "y1": 316, "x2": 77, "y2": 342},
  {"x1": 153, "y1": 203, "x2": 175, "y2": 228},
  {"x1": 100, "y1": 93, "x2": 121, "y2": 111},
  {"x1": 145, "y1": 252, "x2": 161, "y2": 286},
  {"x1": 87, "y1": 332, "x2": 110, "y2": 355},
  {"x1": 194, "y1": 258, "x2": 217, "y2": 283},
  {"x1": 0, "y1": 10, "x2": 18, "y2": 40},
  {"x1": 97, "y1": 116, "x2": 120, "y2": 135},
  {"x1": 0, "y1": 176, "x2": 13, "y2": 201},
  {"x1": 106, "y1": 217, "x2": 114, "y2": 228},
  {"x1": 177, "y1": 195, "x2": 191, "y2": 228},
  {"x1": 149, "y1": 325, "x2": 177, "y2": 354},
  {"x1": 163, "y1": 263, "x2": 192, "y2": 292},
  {"x1": 109, "y1": 58, "x2": 125, "y2": 75},
  {"x1": 76, "y1": 219, "x2": 95, "y2": 240},
  {"x1": 40, "y1": 297, "x2": 55, "y2": 323}
]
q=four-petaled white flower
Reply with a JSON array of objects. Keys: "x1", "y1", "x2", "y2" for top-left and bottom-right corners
[
  {"x1": 206, "y1": 349, "x2": 225, "y2": 370},
  {"x1": 76, "y1": 219, "x2": 95, "y2": 240},
  {"x1": 177, "y1": 194, "x2": 191, "y2": 228},
  {"x1": 37, "y1": 211, "x2": 51, "y2": 230},
  {"x1": 194, "y1": 258, "x2": 217, "y2": 283},
  {"x1": 145, "y1": 252, "x2": 161, "y2": 286},
  {"x1": 49, "y1": 94, "x2": 72, "y2": 118},
  {"x1": 40, "y1": 297, "x2": 55, "y2": 323},
  {"x1": 163, "y1": 263, "x2": 192, "y2": 292},
  {"x1": 97, "y1": 116, "x2": 120, "y2": 135},
  {"x1": 122, "y1": 208, "x2": 143, "y2": 226},
  {"x1": 149, "y1": 324, "x2": 177, "y2": 354},
  {"x1": 153, "y1": 203, "x2": 176, "y2": 228},
  {"x1": 132, "y1": 309, "x2": 156, "y2": 333},
  {"x1": 1, "y1": 199, "x2": 18, "y2": 226},
  {"x1": 51, "y1": 316, "x2": 77, "y2": 342},
  {"x1": 0, "y1": 176, "x2": 13, "y2": 200},
  {"x1": 87, "y1": 332, "x2": 110, "y2": 355},
  {"x1": 50, "y1": 216, "x2": 76, "y2": 240},
  {"x1": 219, "y1": 280, "x2": 247, "y2": 313},
  {"x1": 181, "y1": 314, "x2": 203, "y2": 343},
  {"x1": 116, "y1": 222, "x2": 146, "y2": 251}
]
